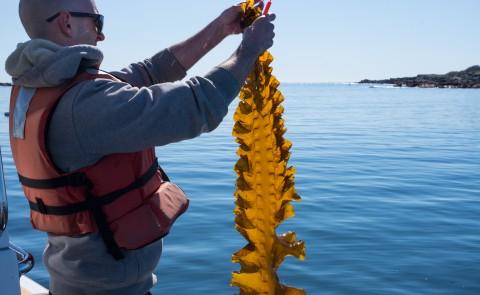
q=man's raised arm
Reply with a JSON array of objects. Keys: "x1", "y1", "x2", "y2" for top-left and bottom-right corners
[{"x1": 169, "y1": 2, "x2": 262, "y2": 71}]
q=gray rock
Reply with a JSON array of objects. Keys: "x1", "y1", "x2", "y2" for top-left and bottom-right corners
[{"x1": 359, "y1": 65, "x2": 480, "y2": 88}]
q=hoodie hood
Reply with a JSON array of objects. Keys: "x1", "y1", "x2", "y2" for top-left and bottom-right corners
[{"x1": 5, "y1": 39, "x2": 103, "y2": 88}]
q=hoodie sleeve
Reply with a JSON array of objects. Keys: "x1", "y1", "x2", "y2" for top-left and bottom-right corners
[
  {"x1": 47, "y1": 67, "x2": 241, "y2": 172},
  {"x1": 109, "y1": 49, "x2": 187, "y2": 87}
]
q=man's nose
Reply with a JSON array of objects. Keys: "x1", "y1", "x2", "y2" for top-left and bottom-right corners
[{"x1": 97, "y1": 32, "x2": 105, "y2": 42}]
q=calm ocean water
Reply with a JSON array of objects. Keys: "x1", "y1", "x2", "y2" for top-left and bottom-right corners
[{"x1": 1, "y1": 83, "x2": 479, "y2": 294}]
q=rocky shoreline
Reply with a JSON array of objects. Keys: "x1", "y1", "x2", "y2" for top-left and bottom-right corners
[
  {"x1": 359, "y1": 65, "x2": 480, "y2": 88},
  {"x1": 0, "y1": 82, "x2": 12, "y2": 87}
]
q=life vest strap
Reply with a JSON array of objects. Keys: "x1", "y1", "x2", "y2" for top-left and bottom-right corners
[
  {"x1": 87, "y1": 192, "x2": 125, "y2": 260},
  {"x1": 95, "y1": 159, "x2": 160, "y2": 207},
  {"x1": 158, "y1": 165, "x2": 170, "y2": 182},
  {"x1": 19, "y1": 172, "x2": 90, "y2": 189},
  {"x1": 29, "y1": 198, "x2": 92, "y2": 215},
  {"x1": 27, "y1": 159, "x2": 161, "y2": 215}
]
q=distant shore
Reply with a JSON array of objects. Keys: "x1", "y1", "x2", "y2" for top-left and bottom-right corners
[
  {"x1": 359, "y1": 65, "x2": 480, "y2": 88},
  {"x1": 0, "y1": 82, "x2": 12, "y2": 87}
]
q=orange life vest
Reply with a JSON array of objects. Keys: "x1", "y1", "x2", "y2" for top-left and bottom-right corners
[{"x1": 9, "y1": 71, "x2": 189, "y2": 259}]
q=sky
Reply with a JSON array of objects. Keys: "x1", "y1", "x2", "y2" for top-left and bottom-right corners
[{"x1": 0, "y1": 0, "x2": 479, "y2": 83}]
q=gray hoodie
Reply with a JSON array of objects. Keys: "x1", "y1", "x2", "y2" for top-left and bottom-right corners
[
  {"x1": 5, "y1": 39, "x2": 241, "y2": 295},
  {"x1": 6, "y1": 38, "x2": 240, "y2": 172}
]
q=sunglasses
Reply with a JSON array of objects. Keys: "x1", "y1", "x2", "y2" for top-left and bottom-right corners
[{"x1": 46, "y1": 11, "x2": 104, "y2": 34}]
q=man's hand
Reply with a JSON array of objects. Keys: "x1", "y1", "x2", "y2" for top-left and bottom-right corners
[
  {"x1": 240, "y1": 13, "x2": 276, "y2": 57},
  {"x1": 169, "y1": 1, "x2": 266, "y2": 71},
  {"x1": 217, "y1": 1, "x2": 264, "y2": 37},
  {"x1": 218, "y1": 12, "x2": 276, "y2": 86}
]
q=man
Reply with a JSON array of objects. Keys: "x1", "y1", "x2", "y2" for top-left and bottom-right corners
[{"x1": 5, "y1": 0, "x2": 275, "y2": 294}]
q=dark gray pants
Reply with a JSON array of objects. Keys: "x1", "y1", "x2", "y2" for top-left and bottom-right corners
[{"x1": 44, "y1": 234, "x2": 163, "y2": 295}]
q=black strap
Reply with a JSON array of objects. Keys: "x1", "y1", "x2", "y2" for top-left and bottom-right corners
[
  {"x1": 158, "y1": 165, "x2": 170, "y2": 182},
  {"x1": 86, "y1": 192, "x2": 124, "y2": 260},
  {"x1": 28, "y1": 160, "x2": 160, "y2": 215},
  {"x1": 19, "y1": 172, "x2": 90, "y2": 189},
  {"x1": 92, "y1": 160, "x2": 159, "y2": 208},
  {"x1": 29, "y1": 197, "x2": 92, "y2": 215}
]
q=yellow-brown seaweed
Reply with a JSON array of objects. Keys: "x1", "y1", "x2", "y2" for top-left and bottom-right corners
[{"x1": 231, "y1": 1, "x2": 306, "y2": 294}]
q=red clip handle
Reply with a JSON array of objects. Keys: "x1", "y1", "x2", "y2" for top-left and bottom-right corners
[{"x1": 263, "y1": 0, "x2": 272, "y2": 15}]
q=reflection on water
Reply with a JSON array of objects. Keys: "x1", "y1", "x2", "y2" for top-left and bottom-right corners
[{"x1": 1, "y1": 84, "x2": 479, "y2": 294}]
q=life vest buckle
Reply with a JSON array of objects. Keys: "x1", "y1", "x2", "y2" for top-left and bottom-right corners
[{"x1": 35, "y1": 198, "x2": 48, "y2": 214}]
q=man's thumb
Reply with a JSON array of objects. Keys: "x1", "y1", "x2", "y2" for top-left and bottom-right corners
[{"x1": 267, "y1": 13, "x2": 276, "y2": 22}]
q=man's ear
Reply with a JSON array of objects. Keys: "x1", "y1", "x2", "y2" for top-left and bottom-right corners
[{"x1": 56, "y1": 11, "x2": 74, "y2": 38}]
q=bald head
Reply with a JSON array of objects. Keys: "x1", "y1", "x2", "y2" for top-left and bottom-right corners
[{"x1": 19, "y1": 0, "x2": 98, "y2": 39}]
